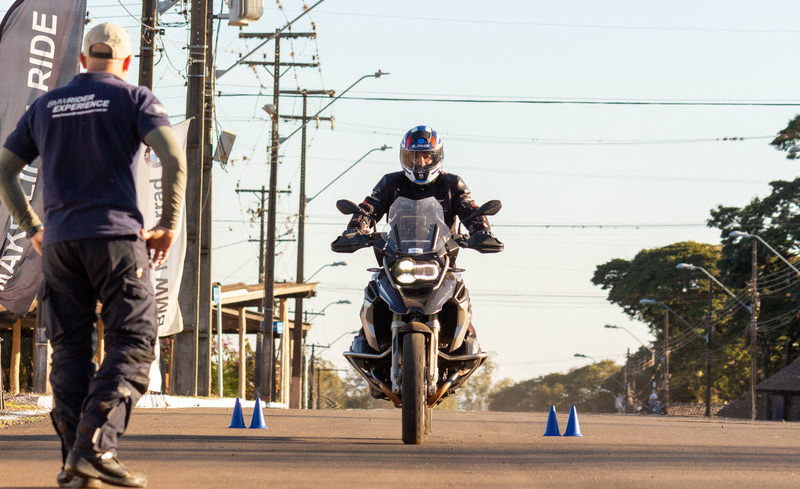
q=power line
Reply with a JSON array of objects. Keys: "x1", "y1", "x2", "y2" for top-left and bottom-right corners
[
  {"x1": 276, "y1": 10, "x2": 800, "y2": 35},
  {"x1": 333, "y1": 121, "x2": 773, "y2": 146},
  {"x1": 305, "y1": 221, "x2": 709, "y2": 229},
  {"x1": 216, "y1": 92, "x2": 800, "y2": 106}
]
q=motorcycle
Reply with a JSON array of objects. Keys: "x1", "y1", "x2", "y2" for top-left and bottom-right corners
[{"x1": 331, "y1": 196, "x2": 502, "y2": 444}]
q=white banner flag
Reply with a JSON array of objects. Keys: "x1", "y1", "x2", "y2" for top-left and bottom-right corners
[{"x1": 136, "y1": 120, "x2": 190, "y2": 337}]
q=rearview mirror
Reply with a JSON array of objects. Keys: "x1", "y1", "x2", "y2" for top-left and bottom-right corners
[
  {"x1": 464, "y1": 199, "x2": 502, "y2": 223},
  {"x1": 336, "y1": 199, "x2": 361, "y2": 215}
]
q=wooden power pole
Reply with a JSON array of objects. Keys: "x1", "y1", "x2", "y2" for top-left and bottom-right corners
[
  {"x1": 197, "y1": 0, "x2": 215, "y2": 396},
  {"x1": 172, "y1": 0, "x2": 207, "y2": 395},
  {"x1": 278, "y1": 89, "x2": 331, "y2": 408},
  {"x1": 138, "y1": 0, "x2": 156, "y2": 89},
  {"x1": 243, "y1": 30, "x2": 315, "y2": 403},
  {"x1": 749, "y1": 240, "x2": 760, "y2": 420}
]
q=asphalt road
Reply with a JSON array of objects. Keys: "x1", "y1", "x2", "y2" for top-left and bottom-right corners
[{"x1": 1, "y1": 408, "x2": 799, "y2": 488}]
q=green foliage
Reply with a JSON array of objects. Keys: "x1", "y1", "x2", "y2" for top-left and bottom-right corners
[
  {"x1": 591, "y1": 240, "x2": 759, "y2": 403},
  {"x1": 707, "y1": 177, "x2": 800, "y2": 381},
  {"x1": 311, "y1": 355, "x2": 505, "y2": 411},
  {"x1": 211, "y1": 337, "x2": 255, "y2": 399},
  {"x1": 0, "y1": 330, "x2": 33, "y2": 393},
  {"x1": 590, "y1": 176, "x2": 800, "y2": 407},
  {"x1": 770, "y1": 115, "x2": 800, "y2": 159},
  {"x1": 488, "y1": 360, "x2": 621, "y2": 412},
  {"x1": 311, "y1": 359, "x2": 383, "y2": 409},
  {"x1": 592, "y1": 241, "x2": 723, "y2": 323},
  {"x1": 456, "y1": 356, "x2": 504, "y2": 411}
]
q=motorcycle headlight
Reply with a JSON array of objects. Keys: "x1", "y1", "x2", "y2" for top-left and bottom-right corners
[{"x1": 392, "y1": 258, "x2": 440, "y2": 285}]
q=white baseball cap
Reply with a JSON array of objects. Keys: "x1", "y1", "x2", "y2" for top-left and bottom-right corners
[{"x1": 83, "y1": 22, "x2": 132, "y2": 59}]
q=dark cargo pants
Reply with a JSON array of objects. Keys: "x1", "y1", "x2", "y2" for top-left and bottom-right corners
[{"x1": 42, "y1": 235, "x2": 156, "y2": 463}]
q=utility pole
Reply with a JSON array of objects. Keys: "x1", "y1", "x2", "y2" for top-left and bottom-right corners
[
  {"x1": 197, "y1": 0, "x2": 215, "y2": 396},
  {"x1": 256, "y1": 31, "x2": 281, "y2": 403},
  {"x1": 244, "y1": 30, "x2": 316, "y2": 403},
  {"x1": 705, "y1": 281, "x2": 713, "y2": 418},
  {"x1": 173, "y1": 0, "x2": 207, "y2": 396},
  {"x1": 235, "y1": 186, "x2": 292, "y2": 282},
  {"x1": 280, "y1": 89, "x2": 332, "y2": 409},
  {"x1": 663, "y1": 308, "x2": 670, "y2": 414},
  {"x1": 749, "y1": 240, "x2": 760, "y2": 420},
  {"x1": 624, "y1": 348, "x2": 629, "y2": 413},
  {"x1": 308, "y1": 343, "x2": 316, "y2": 408},
  {"x1": 139, "y1": 0, "x2": 164, "y2": 391},
  {"x1": 236, "y1": 187, "x2": 267, "y2": 281},
  {"x1": 138, "y1": 0, "x2": 157, "y2": 89}
]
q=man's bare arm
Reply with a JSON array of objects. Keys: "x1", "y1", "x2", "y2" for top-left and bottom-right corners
[
  {"x1": 143, "y1": 126, "x2": 187, "y2": 230},
  {"x1": 0, "y1": 147, "x2": 41, "y2": 233}
]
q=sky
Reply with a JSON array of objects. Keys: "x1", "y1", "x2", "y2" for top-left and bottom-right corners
[{"x1": 4, "y1": 0, "x2": 800, "y2": 383}]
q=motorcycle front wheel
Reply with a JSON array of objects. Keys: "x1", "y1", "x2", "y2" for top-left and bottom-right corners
[{"x1": 401, "y1": 332, "x2": 426, "y2": 444}]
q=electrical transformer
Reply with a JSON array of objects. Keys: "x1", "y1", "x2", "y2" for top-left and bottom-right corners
[{"x1": 229, "y1": 0, "x2": 263, "y2": 26}]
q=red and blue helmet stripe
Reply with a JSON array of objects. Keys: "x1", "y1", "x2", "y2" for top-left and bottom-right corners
[{"x1": 402, "y1": 125, "x2": 442, "y2": 151}]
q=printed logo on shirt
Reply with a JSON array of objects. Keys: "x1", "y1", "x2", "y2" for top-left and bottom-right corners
[
  {"x1": 144, "y1": 146, "x2": 162, "y2": 168},
  {"x1": 46, "y1": 94, "x2": 111, "y2": 118}
]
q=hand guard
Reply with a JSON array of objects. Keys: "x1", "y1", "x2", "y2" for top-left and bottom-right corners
[
  {"x1": 331, "y1": 228, "x2": 371, "y2": 253},
  {"x1": 466, "y1": 230, "x2": 504, "y2": 253}
]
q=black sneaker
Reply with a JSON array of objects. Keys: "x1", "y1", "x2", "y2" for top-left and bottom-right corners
[
  {"x1": 57, "y1": 470, "x2": 101, "y2": 488},
  {"x1": 66, "y1": 449, "x2": 147, "y2": 488}
]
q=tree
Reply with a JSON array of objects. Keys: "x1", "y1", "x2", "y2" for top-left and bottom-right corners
[
  {"x1": 592, "y1": 241, "x2": 753, "y2": 403},
  {"x1": 708, "y1": 178, "x2": 800, "y2": 378},
  {"x1": 457, "y1": 356, "x2": 506, "y2": 411},
  {"x1": 211, "y1": 336, "x2": 255, "y2": 398},
  {"x1": 770, "y1": 115, "x2": 800, "y2": 159},
  {"x1": 488, "y1": 361, "x2": 621, "y2": 413}
]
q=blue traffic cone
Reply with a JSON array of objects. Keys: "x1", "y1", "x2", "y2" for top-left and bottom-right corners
[
  {"x1": 543, "y1": 405, "x2": 561, "y2": 436},
  {"x1": 564, "y1": 405, "x2": 583, "y2": 437},
  {"x1": 249, "y1": 399, "x2": 268, "y2": 429},
  {"x1": 228, "y1": 398, "x2": 246, "y2": 428}
]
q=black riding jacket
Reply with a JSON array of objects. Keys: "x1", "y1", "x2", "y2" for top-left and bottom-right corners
[{"x1": 348, "y1": 171, "x2": 490, "y2": 234}]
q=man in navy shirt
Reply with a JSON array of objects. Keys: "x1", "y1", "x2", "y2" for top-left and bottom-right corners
[{"x1": 0, "y1": 22, "x2": 186, "y2": 488}]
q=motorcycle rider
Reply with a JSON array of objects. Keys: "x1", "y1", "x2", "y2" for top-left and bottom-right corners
[{"x1": 336, "y1": 125, "x2": 502, "y2": 358}]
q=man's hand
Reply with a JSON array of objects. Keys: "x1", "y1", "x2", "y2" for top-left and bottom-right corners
[
  {"x1": 30, "y1": 228, "x2": 43, "y2": 256},
  {"x1": 141, "y1": 225, "x2": 175, "y2": 267}
]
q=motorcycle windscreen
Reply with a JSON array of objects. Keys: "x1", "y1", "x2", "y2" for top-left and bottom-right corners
[{"x1": 384, "y1": 196, "x2": 450, "y2": 254}]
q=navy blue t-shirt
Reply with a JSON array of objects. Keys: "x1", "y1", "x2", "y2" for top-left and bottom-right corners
[{"x1": 3, "y1": 72, "x2": 171, "y2": 246}]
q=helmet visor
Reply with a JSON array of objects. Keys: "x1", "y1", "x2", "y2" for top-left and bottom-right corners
[{"x1": 400, "y1": 149, "x2": 443, "y2": 173}]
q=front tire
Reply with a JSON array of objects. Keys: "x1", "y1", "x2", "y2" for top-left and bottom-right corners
[{"x1": 402, "y1": 332, "x2": 426, "y2": 444}]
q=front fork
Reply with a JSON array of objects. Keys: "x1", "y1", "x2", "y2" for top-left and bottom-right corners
[{"x1": 390, "y1": 312, "x2": 440, "y2": 397}]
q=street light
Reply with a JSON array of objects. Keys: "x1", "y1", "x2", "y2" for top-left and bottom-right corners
[
  {"x1": 604, "y1": 324, "x2": 659, "y2": 415},
  {"x1": 306, "y1": 261, "x2": 347, "y2": 282},
  {"x1": 677, "y1": 262, "x2": 755, "y2": 418},
  {"x1": 639, "y1": 299, "x2": 706, "y2": 340},
  {"x1": 575, "y1": 353, "x2": 628, "y2": 401},
  {"x1": 727, "y1": 230, "x2": 795, "y2": 421},
  {"x1": 730, "y1": 231, "x2": 800, "y2": 276},
  {"x1": 279, "y1": 71, "x2": 389, "y2": 147},
  {"x1": 603, "y1": 324, "x2": 656, "y2": 359},
  {"x1": 676, "y1": 263, "x2": 752, "y2": 313},
  {"x1": 307, "y1": 299, "x2": 352, "y2": 317},
  {"x1": 306, "y1": 145, "x2": 392, "y2": 203},
  {"x1": 639, "y1": 298, "x2": 708, "y2": 416}
]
